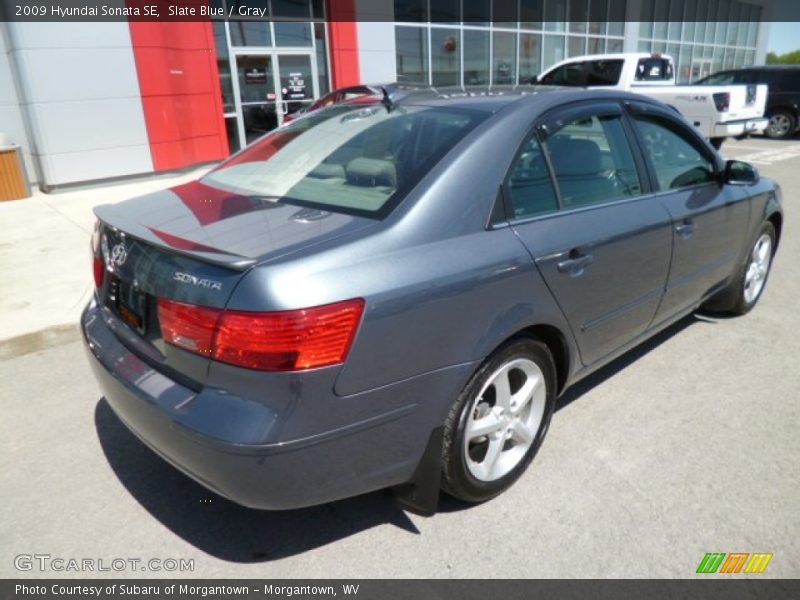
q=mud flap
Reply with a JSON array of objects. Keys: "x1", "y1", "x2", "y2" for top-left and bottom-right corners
[{"x1": 391, "y1": 426, "x2": 443, "y2": 516}]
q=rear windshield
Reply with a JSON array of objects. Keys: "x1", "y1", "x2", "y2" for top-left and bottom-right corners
[
  {"x1": 202, "y1": 103, "x2": 487, "y2": 218},
  {"x1": 635, "y1": 58, "x2": 674, "y2": 81}
]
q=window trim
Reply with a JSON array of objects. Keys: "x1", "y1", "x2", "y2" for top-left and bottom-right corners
[{"x1": 623, "y1": 100, "x2": 723, "y2": 195}]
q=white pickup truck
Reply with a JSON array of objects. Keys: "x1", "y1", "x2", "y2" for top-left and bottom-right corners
[{"x1": 535, "y1": 53, "x2": 768, "y2": 148}]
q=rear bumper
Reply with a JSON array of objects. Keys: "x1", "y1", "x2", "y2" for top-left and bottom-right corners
[
  {"x1": 82, "y1": 300, "x2": 474, "y2": 510},
  {"x1": 713, "y1": 117, "x2": 769, "y2": 138}
]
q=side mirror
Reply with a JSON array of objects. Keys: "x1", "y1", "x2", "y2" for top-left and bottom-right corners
[{"x1": 723, "y1": 159, "x2": 759, "y2": 185}]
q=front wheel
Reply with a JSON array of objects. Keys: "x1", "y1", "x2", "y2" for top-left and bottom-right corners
[
  {"x1": 441, "y1": 338, "x2": 556, "y2": 503},
  {"x1": 704, "y1": 222, "x2": 776, "y2": 315}
]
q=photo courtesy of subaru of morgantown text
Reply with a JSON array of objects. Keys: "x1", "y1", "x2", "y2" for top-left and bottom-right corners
[{"x1": 83, "y1": 85, "x2": 782, "y2": 515}]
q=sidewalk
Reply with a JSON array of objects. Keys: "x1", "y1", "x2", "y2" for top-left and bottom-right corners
[{"x1": 0, "y1": 166, "x2": 211, "y2": 349}]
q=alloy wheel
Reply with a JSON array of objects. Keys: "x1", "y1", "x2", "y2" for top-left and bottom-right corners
[
  {"x1": 463, "y1": 358, "x2": 547, "y2": 482},
  {"x1": 743, "y1": 233, "x2": 772, "y2": 305}
]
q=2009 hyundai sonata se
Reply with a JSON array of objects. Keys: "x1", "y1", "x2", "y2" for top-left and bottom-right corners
[{"x1": 83, "y1": 86, "x2": 782, "y2": 515}]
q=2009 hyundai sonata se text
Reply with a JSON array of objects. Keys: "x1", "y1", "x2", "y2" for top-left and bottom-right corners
[{"x1": 83, "y1": 87, "x2": 783, "y2": 515}]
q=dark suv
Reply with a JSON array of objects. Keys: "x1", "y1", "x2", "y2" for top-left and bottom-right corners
[{"x1": 697, "y1": 66, "x2": 800, "y2": 140}]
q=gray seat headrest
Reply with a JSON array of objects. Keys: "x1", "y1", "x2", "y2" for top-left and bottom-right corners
[
  {"x1": 550, "y1": 138, "x2": 603, "y2": 176},
  {"x1": 346, "y1": 158, "x2": 397, "y2": 188}
]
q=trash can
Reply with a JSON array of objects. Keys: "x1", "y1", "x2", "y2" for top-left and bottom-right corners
[{"x1": 0, "y1": 142, "x2": 31, "y2": 201}]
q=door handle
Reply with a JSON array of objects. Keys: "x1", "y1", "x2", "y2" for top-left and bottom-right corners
[
  {"x1": 557, "y1": 251, "x2": 594, "y2": 277},
  {"x1": 675, "y1": 219, "x2": 695, "y2": 239}
]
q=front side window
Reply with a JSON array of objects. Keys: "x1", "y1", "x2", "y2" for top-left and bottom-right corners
[
  {"x1": 540, "y1": 62, "x2": 584, "y2": 86},
  {"x1": 203, "y1": 104, "x2": 487, "y2": 217},
  {"x1": 547, "y1": 114, "x2": 642, "y2": 208},
  {"x1": 633, "y1": 116, "x2": 716, "y2": 190},
  {"x1": 584, "y1": 60, "x2": 623, "y2": 86}
]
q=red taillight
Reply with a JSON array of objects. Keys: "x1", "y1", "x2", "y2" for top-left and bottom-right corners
[
  {"x1": 158, "y1": 298, "x2": 220, "y2": 357},
  {"x1": 157, "y1": 298, "x2": 364, "y2": 371},
  {"x1": 713, "y1": 92, "x2": 730, "y2": 112},
  {"x1": 93, "y1": 255, "x2": 105, "y2": 288}
]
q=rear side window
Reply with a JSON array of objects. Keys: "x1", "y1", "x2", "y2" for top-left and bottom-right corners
[
  {"x1": 547, "y1": 114, "x2": 642, "y2": 208},
  {"x1": 635, "y1": 57, "x2": 674, "y2": 81},
  {"x1": 203, "y1": 105, "x2": 487, "y2": 217},
  {"x1": 507, "y1": 137, "x2": 559, "y2": 219},
  {"x1": 633, "y1": 116, "x2": 716, "y2": 190}
]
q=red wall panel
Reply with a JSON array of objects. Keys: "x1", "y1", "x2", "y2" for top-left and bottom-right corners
[
  {"x1": 326, "y1": 0, "x2": 360, "y2": 88},
  {"x1": 128, "y1": 21, "x2": 229, "y2": 171}
]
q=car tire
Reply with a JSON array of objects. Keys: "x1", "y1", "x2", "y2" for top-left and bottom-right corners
[
  {"x1": 441, "y1": 337, "x2": 557, "y2": 503},
  {"x1": 703, "y1": 221, "x2": 776, "y2": 316},
  {"x1": 765, "y1": 110, "x2": 797, "y2": 140},
  {"x1": 710, "y1": 137, "x2": 724, "y2": 150}
]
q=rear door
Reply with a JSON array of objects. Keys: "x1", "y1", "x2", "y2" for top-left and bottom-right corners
[
  {"x1": 508, "y1": 101, "x2": 673, "y2": 366},
  {"x1": 625, "y1": 102, "x2": 750, "y2": 323}
]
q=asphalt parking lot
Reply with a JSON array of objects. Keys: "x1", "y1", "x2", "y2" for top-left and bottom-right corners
[{"x1": 1, "y1": 136, "x2": 799, "y2": 579}]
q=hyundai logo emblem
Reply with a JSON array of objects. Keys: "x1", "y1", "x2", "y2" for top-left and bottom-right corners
[{"x1": 110, "y1": 243, "x2": 128, "y2": 267}]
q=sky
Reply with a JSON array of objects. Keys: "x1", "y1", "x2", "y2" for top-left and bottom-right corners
[{"x1": 767, "y1": 22, "x2": 800, "y2": 54}]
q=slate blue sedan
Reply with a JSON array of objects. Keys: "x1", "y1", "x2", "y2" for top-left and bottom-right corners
[{"x1": 83, "y1": 86, "x2": 782, "y2": 515}]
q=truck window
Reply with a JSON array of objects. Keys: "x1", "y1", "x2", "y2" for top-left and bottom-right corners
[
  {"x1": 635, "y1": 57, "x2": 674, "y2": 82},
  {"x1": 540, "y1": 62, "x2": 584, "y2": 86},
  {"x1": 584, "y1": 60, "x2": 624, "y2": 86}
]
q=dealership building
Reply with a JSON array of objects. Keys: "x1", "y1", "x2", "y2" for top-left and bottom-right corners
[{"x1": 0, "y1": 0, "x2": 776, "y2": 189}]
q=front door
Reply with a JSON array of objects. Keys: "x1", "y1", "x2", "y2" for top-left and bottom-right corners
[
  {"x1": 626, "y1": 106, "x2": 750, "y2": 323},
  {"x1": 234, "y1": 52, "x2": 317, "y2": 146}
]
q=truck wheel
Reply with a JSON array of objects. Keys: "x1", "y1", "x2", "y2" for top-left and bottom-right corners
[
  {"x1": 710, "y1": 137, "x2": 724, "y2": 150},
  {"x1": 765, "y1": 110, "x2": 797, "y2": 140}
]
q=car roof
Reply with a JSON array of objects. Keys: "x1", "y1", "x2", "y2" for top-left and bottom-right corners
[{"x1": 389, "y1": 85, "x2": 653, "y2": 114}]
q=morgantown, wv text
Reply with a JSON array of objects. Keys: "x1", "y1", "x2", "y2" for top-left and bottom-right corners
[{"x1": 15, "y1": 583, "x2": 361, "y2": 597}]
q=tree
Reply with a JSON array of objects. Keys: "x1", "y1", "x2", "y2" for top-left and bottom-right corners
[{"x1": 766, "y1": 50, "x2": 800, "y2": 64}]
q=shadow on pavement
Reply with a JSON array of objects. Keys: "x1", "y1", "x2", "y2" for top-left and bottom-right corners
[
  {"x1": 95, "y1": 313, "x2": 708, "y2": 554},
  {"x1": 94, "y1": 400, "x2": 420, "y2": 563}
]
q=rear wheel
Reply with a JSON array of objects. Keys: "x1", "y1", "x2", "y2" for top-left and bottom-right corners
[
  {"x1": 441, "y1": 338, "x2": 556, "y2": 503},
  {"x1": 765, "y1": 110, "x2": 797, "y2": 140}
]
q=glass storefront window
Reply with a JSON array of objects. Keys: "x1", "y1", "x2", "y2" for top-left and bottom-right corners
[
  {"x1": 587, "y1": 36, "x2": 604, "y2": 55},
  {"x1": 543, "y1": 0, "x2": 566, "y2": 31},
  {"x1": 463, "y1": 29, "x2": 489, "y2": 85},
  {"x1": 432, "y1": 28, "x2": 461, "y2": 86},
  {"x1": 274, "y1": 22, "x2": 312, "y2": 47},
  {"x1": 520, "y1": 0, "x2": 543, "y2": 30},
  {"x1": 606, "y1": 38, "x2": 623, "y2": 53},
  {"x1": 396, "y1": 26, "x2": 429, "y2": 84},
  {"x1": 543, "y1": 35, "x2": 565, "y2": 68},
  {"x1": 567, "y1": 36, "x2": 585, "y2": 58},
  {"x1": 229, "y1": 22, "x2": 271, "y2": 47},
  {"x1": 493, "y1": 31, "x2": 517, "y2": 84},
  {"x1": 607, "y1": 0, "x2": 625, "y2": 36},
  {"x1": 568, "y1": 0, "x2": 587, "y2": 33},
  {"x1": 213, "y1": 22, "x2": 235, "y2": 114},
  {"x1": 588, "y1": 0, "x2": 607, "y2": 35},
  {"x1": 519, "y1": 33, "x2": 542, "y2": 84},
  {"x1": 314, "y1": 23, "x2": 329, "y2": 95}
]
